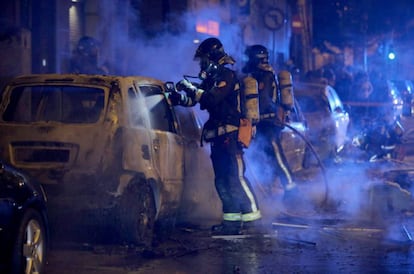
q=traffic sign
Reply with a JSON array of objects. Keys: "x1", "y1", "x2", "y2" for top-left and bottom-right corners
[{"x1": 263, "y1": 8, "x2": 285, "y2": 31}]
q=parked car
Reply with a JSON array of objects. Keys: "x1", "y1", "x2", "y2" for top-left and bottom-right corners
[
  {"x1": 294, "y1": 82, "x2": 350, "y2": 164},
  {"x1": 0, "y1": 74, "x2": 187, "y2": 246},
  {"x1": 0, "y1": 160, "x2": 49, "y2": 274}
]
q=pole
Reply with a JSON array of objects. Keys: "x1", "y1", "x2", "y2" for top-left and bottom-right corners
[{"x1": 272, "y1": 31, "x2": 276, "y2": 66}]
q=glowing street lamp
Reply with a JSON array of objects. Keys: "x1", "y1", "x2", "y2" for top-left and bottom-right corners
[{"x1": 388, "y1": 50, "x2": 396, "y2": 60}]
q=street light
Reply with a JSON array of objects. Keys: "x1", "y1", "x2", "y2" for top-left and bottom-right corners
[
  {"x1": 387, "y1": 45, "x2": 396, "y2": 60},
  {"x1": 387, "y1": 50, "x2": 396, "y2": 60}
]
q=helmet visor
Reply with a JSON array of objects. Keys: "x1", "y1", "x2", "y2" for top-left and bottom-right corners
[{"x1": 199, "y1": 57, "x2": 211, "y2": 70}]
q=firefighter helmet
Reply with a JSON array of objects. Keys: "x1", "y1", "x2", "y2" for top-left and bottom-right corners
[
  {"x1": 194, "y1": 38, "x2": 224, "y2": 80},
  {"x1": 76, "y1": 36, "x2": 99, "y2": 57},
  {"x1": 245, "y1": 44, "x2": 269, "y2": 66},
  {"x1": 194, "y1": 37, "x2": 226, "y2": 63}
]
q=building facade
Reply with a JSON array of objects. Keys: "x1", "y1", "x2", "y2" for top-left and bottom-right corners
[{"x1": 0, "y1": 0, "x2": 299, "y2": 85}]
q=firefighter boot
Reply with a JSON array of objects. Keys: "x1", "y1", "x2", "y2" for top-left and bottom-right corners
[{"x1": 211, "y1": 220, "x2": 242, "y2": 235}]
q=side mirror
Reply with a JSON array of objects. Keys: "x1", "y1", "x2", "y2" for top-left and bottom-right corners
[{"x1": 164, "y1": 81, "x2": 175, "y2": 93}]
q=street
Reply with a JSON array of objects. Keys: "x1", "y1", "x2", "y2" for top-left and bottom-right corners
[
  {"x1": 44, "y1": 160, "x2": 414, "y2": 273},
  {"x1": 44, "y1": 217, "x2": 414, "y2": 274}
]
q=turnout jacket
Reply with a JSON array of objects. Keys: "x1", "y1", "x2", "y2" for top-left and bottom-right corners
[{"x1": 189, "y1": 66, "x2": 242, "y2": 140}]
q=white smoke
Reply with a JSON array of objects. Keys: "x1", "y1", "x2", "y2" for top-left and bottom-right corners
[
  {"x1": 93, "y1": 1, "x2": 414, "y2": 242},
  {"x1": 95, "y1": 1, "x2": 244, "y2": 82}
]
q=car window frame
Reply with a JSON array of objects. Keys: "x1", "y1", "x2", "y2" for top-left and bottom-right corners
[
  {"x1": 1, "y1": 83, "x2": 107, "y2": 124},
  {"x1": 134, "y1": 83, "x2": 177, "y2": 134}
]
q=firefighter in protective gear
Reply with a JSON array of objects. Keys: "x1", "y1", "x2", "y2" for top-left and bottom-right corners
[
  {"x1": 171, "y1": 37, "x2": 262, "y2": 235},
  {"x1": 242, "y1": 44, "x2": 297, "y2": 200},
  {"x1": 352, "y1": 106, "x2": 405, "y2": 162},
  {"x1": 70, "y1": 36, "x2": 109, "y2": 75}
]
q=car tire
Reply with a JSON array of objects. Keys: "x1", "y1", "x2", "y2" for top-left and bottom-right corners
[
  {"x1": 118, "y1": 179, "x2": 156, "y2": 247},
  {"x1": 11, "y1": 208, "x2": 47, "y2": 274}
]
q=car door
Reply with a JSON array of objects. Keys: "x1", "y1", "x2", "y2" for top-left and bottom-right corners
[
  {"x1": 135, "y1": 83, "x2": 184, "y2": 185},
  {"x1": 281, "y1": 99, "x2": 308, "y2": 172}
]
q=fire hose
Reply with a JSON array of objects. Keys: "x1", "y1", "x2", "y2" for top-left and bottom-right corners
[
  {"x1": 172, "y1": 76, "x2": 330, "y2": 209},
  {"x1": 282, "y1": 122, "x2": 330, "y2": 209},
  {"x1": 244, "y1": 121, "x2": 330, "y2": 212}
]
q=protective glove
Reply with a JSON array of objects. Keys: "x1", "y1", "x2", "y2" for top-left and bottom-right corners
[
  {"x1": 176, "y1": 79, "x2": 204, "y2": 103},
  {"x1": 176, "y1": 79, "x2": 197, "y2": 94},
  {"x1": 168, "y1": 91, "x2": 185, "y2": 106}
]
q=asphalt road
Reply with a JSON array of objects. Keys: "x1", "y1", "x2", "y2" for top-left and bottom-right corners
[
  {"x1": 44, "y1": 219, "x2": 414, "y2": 274},
  {"x1": 44, "y1": 158, "x2": 414, "y2": 274}
]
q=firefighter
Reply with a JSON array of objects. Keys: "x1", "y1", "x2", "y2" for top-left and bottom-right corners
[
  {"x1": 352, "y1": 106, "x2": 405, "y2": 161},
  {"x1": 170, "y1": 37, "x2": 262, "y2": 235},
  {"x1": 242, "y1": 44, "x2": 298, "y2": 202},
  {"x1": 70, "y1": 36, "x2": 109, "y2": 75}
]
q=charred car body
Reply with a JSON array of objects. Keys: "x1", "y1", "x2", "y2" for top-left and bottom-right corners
[{"x1": 0, "y1": 74, "x2": 187, "y2": 245}]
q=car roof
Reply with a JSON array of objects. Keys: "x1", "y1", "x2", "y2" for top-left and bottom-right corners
[
  {"x1": 6, "y1": 74, "x2": 164, "y2": 88},
  {"x1": 294, "y1": 82, "x2": 345, "y2": 110},
  {"x1": 294, "y1": 82, "x2": 332, "y2": 96}
]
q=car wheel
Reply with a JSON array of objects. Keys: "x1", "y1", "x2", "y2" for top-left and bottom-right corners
[
  {"x1": 12, "y1": 208, "x2": 47, "y2": 274},
  {"x1": 118, "y1": 179, "x2": 156, "y2": 247}
]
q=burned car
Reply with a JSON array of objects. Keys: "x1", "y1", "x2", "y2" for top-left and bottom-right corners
[{"x1": 0, "y1": 74, "x2": 186, "y2": 245}]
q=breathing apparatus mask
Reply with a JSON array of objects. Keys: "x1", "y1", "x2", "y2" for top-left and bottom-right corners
[
  {"x1": 198, "y1": 57, "x2": 218, "y2": 80},
  {"x1": 242, "y1": 44, "x2": 273, "y2": 73},
  {"x1": 193, "y1": 37, "x2": 235, "y2": 81}
]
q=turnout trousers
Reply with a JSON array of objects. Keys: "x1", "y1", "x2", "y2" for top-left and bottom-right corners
[
  {"x1": 256, "y1": 121, "x2": 296, "y2": 190},
  {"x1": 210, "y1": 131, "x2": 261, "y2": 224}
]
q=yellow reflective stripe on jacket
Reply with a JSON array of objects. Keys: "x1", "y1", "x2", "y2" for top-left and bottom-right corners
[
  {"x1": 203, "y1": 124, "x2": 238, "y2": 140},
  {"x1": 241, "y1": 211, "x2": 262, "y2": 222},
  {"x1": 260, "y1": 113, "x2": 276, "y2": 119},
  {"x1": 223, "y1": 213, "x2": 242, "y2": 221}
]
